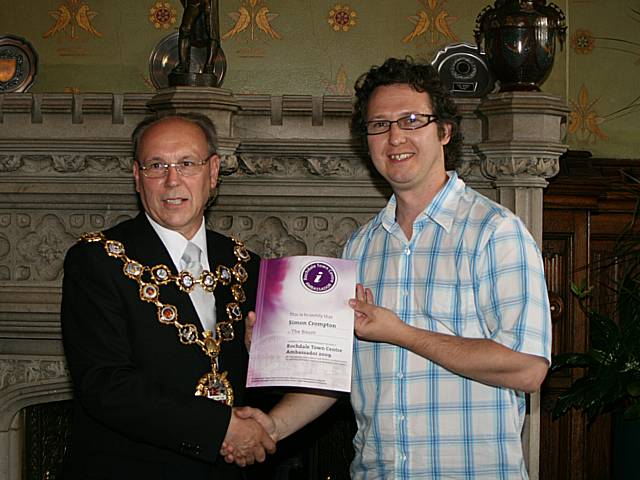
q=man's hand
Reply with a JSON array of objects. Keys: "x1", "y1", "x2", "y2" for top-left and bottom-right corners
[
  {"x1": 349, "y1": 283, "x2": 405, "y2": 344},
  {"x1": 221, "y1": 406, "x2": 278, "y2": 464},
  {"x1": 233, "y1": 406, "x2": 277, "y2": 440},
  {"x1": 245, "y1": 311, "x2": 256, "y2": 352},
  {"x1": 220, "y1": 408, "x2": 276, "y2": 467}
]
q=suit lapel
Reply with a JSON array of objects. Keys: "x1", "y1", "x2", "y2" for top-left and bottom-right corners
[
  {"x1": 206, "y1": 230, "x2": 233, "y2": 326},
  {"x1": 205, "y1": 229, "x2": 250, "y2": 381},
  {"x1": 124, "y1": 214, "x2": 175, "y2": 268},
  {"x1": 123, "y1": 214, "x2": 204, "y2": 331}
]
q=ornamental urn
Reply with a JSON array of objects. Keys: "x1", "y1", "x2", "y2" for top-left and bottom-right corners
[{"x1": 474, "y1": 0, "x2": 566, "y2": 92}]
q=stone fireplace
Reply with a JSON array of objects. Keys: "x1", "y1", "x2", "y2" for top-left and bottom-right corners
[{"x1": 0, "y1": 87, "x2": 567, "y2": 479}]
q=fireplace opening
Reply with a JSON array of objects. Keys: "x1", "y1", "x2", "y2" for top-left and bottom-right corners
[{"x1": 23, "y1": 400, "x2": 72, "y2": 480}]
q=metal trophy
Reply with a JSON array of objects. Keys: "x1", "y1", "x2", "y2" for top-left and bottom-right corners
[{"x1": 431, "y1": 43, "x2": 495, "y2": 98}]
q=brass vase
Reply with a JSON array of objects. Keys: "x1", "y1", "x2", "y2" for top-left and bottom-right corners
[{"x1": 474, "y1": 0, "x2": 566, "y2": 92}]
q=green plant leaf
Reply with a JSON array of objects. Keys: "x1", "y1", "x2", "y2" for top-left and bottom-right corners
[
  {"x1": 628, "y1": 380, "x2": 640, "y2": 397},
  {"x1": 571, "y1": 281, "x2": 592, "y2": 299},
  {"x1": 588, "y1": 310, "x2": 622, "y2": 353},
  {"x1": 551, "y1": 352, "x2": 595, "y2": 370},
  {"x1": 624, "y1": 402, "x2": 640, "y2": 421}
]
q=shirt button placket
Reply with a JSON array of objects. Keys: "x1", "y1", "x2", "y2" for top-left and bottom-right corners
[
  {"x1": 396, "y1": 244, "x2": 411, "y2": 474},
  {"x1": 396, "y1": 372, "x2": 407, "y2": 472}
]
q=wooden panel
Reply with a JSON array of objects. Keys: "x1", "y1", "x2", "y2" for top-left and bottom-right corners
[
  {"x1": 541, "y1": 209, "x2": 589, "y2": 480},
  {"x1": 540, "y1": 154, "x2": 639, "y2": 480}
]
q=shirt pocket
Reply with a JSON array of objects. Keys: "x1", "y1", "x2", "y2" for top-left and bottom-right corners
[{"x1": 415, "y1": 260, "x2": 487, "y2": 338}]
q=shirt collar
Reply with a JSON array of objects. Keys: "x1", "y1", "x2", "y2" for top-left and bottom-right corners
[
  {"x1": 145, "y1": 214, "x2": 209, "y2": 270},
  {"x1": 374, "y1": 171, "x2": 464, "y2": 235},
  {"x1": 422, "y1": 170, "x2": 463, "y2": 233}
]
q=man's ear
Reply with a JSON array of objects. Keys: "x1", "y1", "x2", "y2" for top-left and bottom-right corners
[
  {"x1": 439, "y1": 122, "x2": 453, "y2": 146},
  {"x1": 132, "y1": 161, "x2": 141, "y2": 193},
  {"x1": 208, "y1": 154, "x2": 221, "y2": 189}
]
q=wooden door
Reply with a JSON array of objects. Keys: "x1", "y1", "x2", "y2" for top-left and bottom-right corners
[
  {"x1": 541, "y1": 208, "x2": 594, "y2": 479},
  {"x1": 539, "y1": 154, "x2": 640, "y2": 479}
]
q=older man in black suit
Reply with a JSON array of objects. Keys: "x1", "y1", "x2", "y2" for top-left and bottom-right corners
[{"x1": 61, "y1": 112, "x2": 274, "y2": 479}]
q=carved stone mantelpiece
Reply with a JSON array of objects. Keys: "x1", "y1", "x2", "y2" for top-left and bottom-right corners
[
  {"x1": 0, "y1": 358, "x2": 69, "y2": 397},
  {"x1": 0, "y1": 357, "x2": 71, "y2": 480},
  {"x1": 0, "y1": 88, "x2": 567, "y2": 480},
  {"x1": 207, "y1": 213, "x2": 367, "y2": 260}
]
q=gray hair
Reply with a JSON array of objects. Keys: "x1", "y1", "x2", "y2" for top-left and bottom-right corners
[{"x1": 131, "y1": 112, "x2": 218, "y2": 161}]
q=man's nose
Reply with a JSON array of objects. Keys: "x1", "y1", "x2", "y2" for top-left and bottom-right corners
[
  {"x1": 388, "y1": 123, "x2": 407, "y2": 145},
  {"x1": 163, "y1": 164, "x2": 181, "y2": 186}
]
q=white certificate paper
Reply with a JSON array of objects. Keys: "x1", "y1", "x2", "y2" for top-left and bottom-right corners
[{"x1": 246, "y1": 256, "x2": 356, "y2": 392}]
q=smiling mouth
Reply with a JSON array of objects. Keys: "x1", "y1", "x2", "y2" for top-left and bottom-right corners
[
  {"x1": 164, "y1": 198, "x2": 187, "y2": 205},
  {"x1": 389, "y1": 153, "x2": 413, "y2": 161}
]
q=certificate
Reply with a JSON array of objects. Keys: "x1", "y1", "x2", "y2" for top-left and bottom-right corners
[{"x1": 246, "y1": 256, "x2": 356, "y2": 392}]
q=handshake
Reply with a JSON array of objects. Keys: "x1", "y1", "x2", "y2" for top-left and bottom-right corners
[
  {"x1": 219, "y1": 406, "x2": 277, "y2": 467},
  {"x1": 219, "y1": 391, "x2": 339, "y2": 467}
]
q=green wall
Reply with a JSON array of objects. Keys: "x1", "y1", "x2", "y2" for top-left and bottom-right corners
[{"x1": 1, "y1": 0, "x2": 638, "y2": 158}]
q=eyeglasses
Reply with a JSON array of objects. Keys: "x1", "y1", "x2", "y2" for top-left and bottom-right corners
[
  {"x1": 365, "y1": 113, "x2": 438, "y2": 135},
  {"x1": 138, "y1": 158, "x2": 210, "y2": 178}
]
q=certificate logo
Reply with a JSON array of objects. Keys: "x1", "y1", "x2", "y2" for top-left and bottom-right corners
[{"x1": 301, "y1": 262, "x2": 337, "y2": 293}]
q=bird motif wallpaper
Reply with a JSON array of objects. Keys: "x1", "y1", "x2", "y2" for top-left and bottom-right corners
[
  {"x1": 0, "y1": 0, "x2": 638, "y2": 158},
  {"x1": 403, "y1": 0, "x2": 458, "y2": 47},
  {"x1": 222, "y1": 0, "x2": 282, "y2": 58},
  {"x1": 43, "y1": 0, "x2": 103, "y2": 41}
]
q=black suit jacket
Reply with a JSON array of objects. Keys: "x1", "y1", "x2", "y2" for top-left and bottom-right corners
[{"x1": 61, "y1": 213, "x2": 260, "y2": 479}]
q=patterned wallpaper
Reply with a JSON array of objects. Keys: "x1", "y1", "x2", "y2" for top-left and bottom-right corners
[
  {"x1": 565, "y1": 1, "x2": 640, "y2": 157},
  {"x1": 0, "y1": 0, "x2": 639, "y2": 158}
]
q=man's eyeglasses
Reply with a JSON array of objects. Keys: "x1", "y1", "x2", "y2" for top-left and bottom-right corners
[
  {"x1": 138, "y1": 158, "x2": 210, "y2": 178},
  {"x1": 365, "y1": 113, "x2": 438, "y2": 135}
]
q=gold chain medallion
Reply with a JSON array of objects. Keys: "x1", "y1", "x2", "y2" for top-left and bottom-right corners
[{"x1": 80, "y1": 231, "x2": 251, "y2": 406}]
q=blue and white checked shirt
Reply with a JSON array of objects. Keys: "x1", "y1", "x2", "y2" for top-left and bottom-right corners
[{"x1": 342, "y1": 172, "x2": 551, "y2": 480}]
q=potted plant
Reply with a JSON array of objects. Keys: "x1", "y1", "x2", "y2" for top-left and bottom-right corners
[
  {"x1": 551, "y1": 191, "x2": 640, "y2": 478},
  {"x1": 551, "y1": 280, "x2": 640, "y2": 420}
]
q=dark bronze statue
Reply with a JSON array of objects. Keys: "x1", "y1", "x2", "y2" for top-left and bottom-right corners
[{"x1": 169, "y1": 0, "x2": 223, "y2": 87}]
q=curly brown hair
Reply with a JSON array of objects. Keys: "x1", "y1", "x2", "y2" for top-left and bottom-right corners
[{"x1": 351, "y1": 57, "x2": 462, "y2": 170}]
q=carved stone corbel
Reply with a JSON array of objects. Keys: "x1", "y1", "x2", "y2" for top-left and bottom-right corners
[{"x1": 481, "y1": 155, "x2": 561, "y2": 183}]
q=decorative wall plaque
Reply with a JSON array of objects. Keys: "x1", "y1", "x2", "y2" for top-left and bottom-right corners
[
  {"x1": 431, "y1": 42, "x2": 495, "y2": 98},
  {"x1": 0, "y1": 35, "x2": 38, "y2": 93}
]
